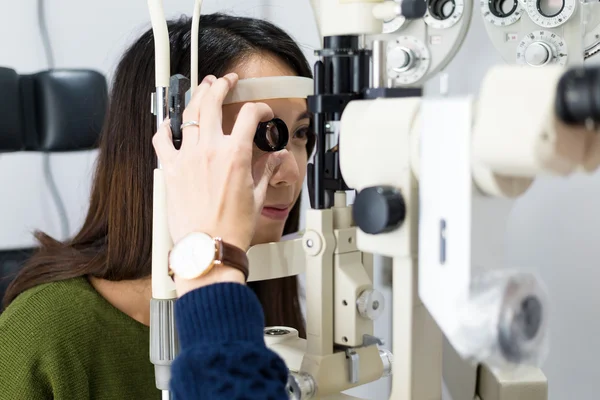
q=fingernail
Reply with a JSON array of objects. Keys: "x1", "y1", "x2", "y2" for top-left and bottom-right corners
[
  {"x1": 273, "y1": 154, "x2": 283, "y2": 167},
  {"x1": 224, "y1": 72, "x2": 238, "y2": 85},
  {"x1": 200, "y1": 75, "x2": 214, "y2": 85}
]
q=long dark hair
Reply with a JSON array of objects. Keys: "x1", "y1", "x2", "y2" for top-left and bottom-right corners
[{"x1": 3, "y1": 14, "x2": 314, "y2": 337}]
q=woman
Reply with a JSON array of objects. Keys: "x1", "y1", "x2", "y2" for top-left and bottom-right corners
[
  {"x1": 0, "y1": 13, "x2": 314, "y2": 399},
  {"x1": 155, "y1": 73, "x2": 295, "y2": 398}
]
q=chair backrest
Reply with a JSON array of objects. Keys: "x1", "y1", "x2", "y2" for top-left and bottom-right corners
[
  {"x1": 0, "y1": 67, "x2": 108, "y2": 310},
  {"x1": 0, "y1": 248, "x2": 36, "y2": 306},
  {"x1": 0, "y1": 67, "x2": 108, "y2": 152}
]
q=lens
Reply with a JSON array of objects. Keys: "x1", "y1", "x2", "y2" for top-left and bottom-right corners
[
  {"x1": 429, "y1": 0, "x2": 456, "y2": 20},
  {"x1": 254, "y1": 118, "x2": 289, "y2": 152},
  {"x1": 537, "y1": 0, "x2": 564, "y2": 17},
  {"x1": 265, "y1": 121, "x2": 279, "y2": 149},
  {"x1": 490, "y1": 0, "x2": 518, "y2": 17}
]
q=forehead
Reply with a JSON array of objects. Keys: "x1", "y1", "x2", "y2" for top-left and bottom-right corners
[
  {"x1": 223, "y1": 54, "x2": 308, "y2": 120},
  {"x1": 230, "y1": 53, "x2": 297, "y2": 79}
]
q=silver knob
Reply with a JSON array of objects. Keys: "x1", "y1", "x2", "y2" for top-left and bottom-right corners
[
  {"x1": 287, "y1": 372, "x2": 316, "y2": 400},
  {"x1": 524, "y1": 42, "x2": 552, "y2": 67},
  {"x1": 357, "y1": 289, "x2": 385, "y2": 320},
  {"x1": 388, "y1": 46, "x2": 415, "y2": 73},
  {"x1": 379, "y1": 348, "x2": 394, "y2": 377}
]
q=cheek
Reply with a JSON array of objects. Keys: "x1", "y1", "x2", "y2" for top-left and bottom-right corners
[{"x1": 291, "y1": 145, "x2": 308, "y2": 190}]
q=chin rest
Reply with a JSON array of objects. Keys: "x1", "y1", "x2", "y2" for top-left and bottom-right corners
[{"x1": 0, "y1": 67, "x2": 108, "y2": 152}]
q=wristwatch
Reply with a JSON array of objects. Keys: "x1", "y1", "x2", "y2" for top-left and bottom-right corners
[{"x1": 168, "y1": 232, "x2": 249, "y2": 281}]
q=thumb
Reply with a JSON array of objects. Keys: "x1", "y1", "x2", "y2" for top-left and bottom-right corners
[{"x1": 253, "y1": 152, "x2": 283, "y2": 209}]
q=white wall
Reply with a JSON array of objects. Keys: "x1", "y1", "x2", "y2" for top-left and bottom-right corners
[{"x1": 2, "y1": 1, "x2": 598, "y2": 400}]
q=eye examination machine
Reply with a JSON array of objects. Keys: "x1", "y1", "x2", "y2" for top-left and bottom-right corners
[{"x1": 143, "y1": 0, "x2": 600, "y2": 399}]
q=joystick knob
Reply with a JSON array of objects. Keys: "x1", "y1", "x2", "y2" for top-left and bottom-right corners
[
  {"x1": 353, "y1": 186, "x2": 406, "y2": 234},
  {"x1": 524, "y1": 42, "x2": 552, "y2": 66}
]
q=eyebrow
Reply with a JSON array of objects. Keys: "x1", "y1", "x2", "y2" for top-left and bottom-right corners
[{"x1": 296, "y1": 111, "x2": 312, "y2": 122}]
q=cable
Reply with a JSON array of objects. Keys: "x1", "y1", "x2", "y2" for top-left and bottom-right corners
[{"x1": 37, "y1": 0, "x2": 70, "y2": 240}]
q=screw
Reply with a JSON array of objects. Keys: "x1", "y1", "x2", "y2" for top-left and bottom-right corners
[
  {"x1": 265, "y1": 328, "x2": 290, "y2": 336},
  {"x1": 372, "y1": 300, "x2": 380, "y2": 310},
  {"x1": 306, "y1": 239, "x2": 313, "y2": 248}
]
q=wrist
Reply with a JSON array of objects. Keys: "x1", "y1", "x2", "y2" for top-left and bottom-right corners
[{"x1": 174, "y1": 264, "x2": 246, "y2": 297}]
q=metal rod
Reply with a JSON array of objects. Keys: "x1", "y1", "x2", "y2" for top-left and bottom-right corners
[
  {"x1": 371, "y1": 40, "x2": 385, "y2": 89},
  {"x1": 313, "y1": 60, "x2": 326, "y2": 209}
]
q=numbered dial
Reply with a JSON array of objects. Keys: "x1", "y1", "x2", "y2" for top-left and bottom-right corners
[
  {"x1": 516, "y1": 31, "x2": 568, "y2": 66},
  {"x1": 424, "y1": 0, "x2": 465, "y2": 29},
  {"x1": 383, "y1": 0, "x2": 409, "y2": 33},
  {"x1": 525, "y1": 0, "x2": 576, "y2": 28},
  {"x1": 383, "y1": 15, "x2": 407, "y2": 33},
  {"x1": 583, "y1": 11, "x2": 600, "y2": 59},
  {"x1": 481, "y1": 0, "x2": 524, "y2": 26},
  {"x1": 387, "y1": 36, "x2": 431, "y2": 84}
]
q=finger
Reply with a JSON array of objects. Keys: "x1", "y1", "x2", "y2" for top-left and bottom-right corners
[
  {"x1": 199, "y1": 73, "x2": 239, "y2": 138},
  {"x1": 253, "y1": 152, "x2": 283, "y2": 210},
  {"x1": 152, "y1": 119, "x2": 177, "y2": 164},
  {"x1": 181, "y1": 75, "x2": 216, "y2": 148},
  {"x1": 231, "y1": 102, "x2": 274, "y2": 147}
]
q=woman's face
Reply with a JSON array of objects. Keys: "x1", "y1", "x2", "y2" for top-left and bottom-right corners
[{"x1": 221, "y1": 55, "x2": 311, "y2": 244}]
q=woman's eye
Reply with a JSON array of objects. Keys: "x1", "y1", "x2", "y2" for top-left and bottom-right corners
[{"x1": 293, "y1": 127, "x2": 312, "y2": 141}]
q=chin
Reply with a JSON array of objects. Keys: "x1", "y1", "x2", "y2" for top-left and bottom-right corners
[{"x1": 251, "y1": 217, "x2": 287, "y2": 245}]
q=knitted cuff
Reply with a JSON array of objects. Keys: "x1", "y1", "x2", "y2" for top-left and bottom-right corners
[{"x1": 174, "y1": 283, "x2": 266, "y2": 348}]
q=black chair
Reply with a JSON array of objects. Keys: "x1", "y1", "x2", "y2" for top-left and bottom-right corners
[{"x1": 0, "y1": 67, "x2": 107, "y2": 306}]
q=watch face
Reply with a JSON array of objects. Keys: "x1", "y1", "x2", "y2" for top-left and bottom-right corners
[{"x1": 169, "y1": 232, "x2": 215, "y2": 279}]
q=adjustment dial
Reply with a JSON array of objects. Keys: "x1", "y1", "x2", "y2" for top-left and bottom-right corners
[
  {"x1": 525, "y1": 0, "x2": 576, "y2": 28},
  {"x1": 424, "y1": 0, "x2": 465, "y2": 29},
  {"x1": 387, "y1": 36, "x2": 431, "y2": 85},
  {"x1": 583, "y1": 11, "x2": 600, "y2": 59},
  {"x1": 481, "y1": 0, "x2": 524, "y2": 26},
  {"x1": 353, "y1": 186, "x2": 406, "y2": 234},
  {"x1": 357, "y1": 290, "x2": 385, "y2": 321},
  {"x1": 516, "y1": 30, "x2": 568, "y2": 66},
  {"x1": 383, "y1": 15, "x2": 407, "y2": 33}
]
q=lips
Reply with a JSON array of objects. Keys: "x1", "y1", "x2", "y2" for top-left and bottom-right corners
[{"x1": 261, "y1": 204, "x2": 291, "y2": 220}]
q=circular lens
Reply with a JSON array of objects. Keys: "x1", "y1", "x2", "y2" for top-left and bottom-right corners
[
  {"x1": 265, "y1": 121, "x2": 279, "y2": 149},
  {"x1": 489, "y1": 0, "x2": 518, "y2": 17},
  {"x1": 254, "y1": 118, "x2": 289, "y2": 152},
  {"x1": 537, "y1": 0, "x2": 564, "y2": 17},
  {"x1": 429, "y1": 0, "x2": 456, "y2": 20}
]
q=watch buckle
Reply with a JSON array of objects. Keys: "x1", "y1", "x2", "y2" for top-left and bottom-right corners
[{"x1": 213, "y1": 237, "x2": 224, "y2": 266}]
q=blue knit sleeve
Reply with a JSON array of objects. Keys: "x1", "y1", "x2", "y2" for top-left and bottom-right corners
[{"x1": 170, "y1": 283, "x2": 289, "y2": 400}]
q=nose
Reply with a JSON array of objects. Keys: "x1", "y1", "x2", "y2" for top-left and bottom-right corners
[{"x1": 270, "y1": 149, "x2": 299, "y2": 187}]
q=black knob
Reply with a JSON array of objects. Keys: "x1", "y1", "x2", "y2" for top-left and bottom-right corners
[
  {"x1": 555, "y1": 66, "x2": 600, "y2": 125},
  {"x1": 353, "y1": 186, "x2": 406, "y2": 235},
  {"x1": 401, "y1": 0, "x2": 428, "y2": 19}
]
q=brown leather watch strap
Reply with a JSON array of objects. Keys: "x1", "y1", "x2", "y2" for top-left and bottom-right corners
[{"x1": 214, "y1": 237, "x2": 249, "y2": 281}]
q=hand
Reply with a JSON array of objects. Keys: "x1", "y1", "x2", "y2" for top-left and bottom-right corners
[{"x1": 152, "y1": 73, "x2": 282, "y2": 252}]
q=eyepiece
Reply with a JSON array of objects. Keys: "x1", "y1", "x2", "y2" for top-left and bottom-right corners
[{"x1": 254, "y1": 118, "x2": 289, "y2": 152}]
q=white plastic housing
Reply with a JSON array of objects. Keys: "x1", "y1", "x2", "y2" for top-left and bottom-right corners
[
  {"x1": 340, "y1": 98, "x2": 443, "y2": 400},
  {"x1": 473, "y1": 66, "x2": 589, "y2": 181},
  {"x1": 313, "y1": 0, "x2": 384, "y2": 37},
  {"x1": 419, "y1": 97, "x2": 548, "y2": 368}
]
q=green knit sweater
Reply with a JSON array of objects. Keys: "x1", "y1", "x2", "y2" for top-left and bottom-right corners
[{"x1": 0, "y1": 277, "x2": 161, "y2": 400}]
